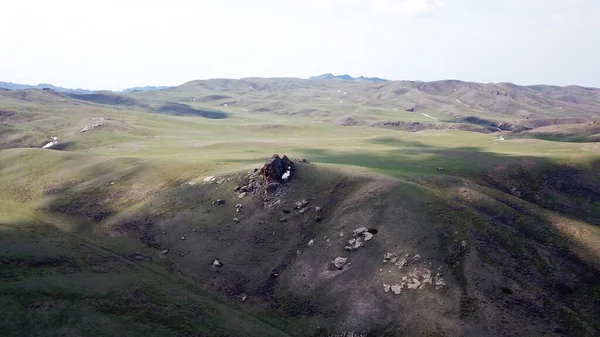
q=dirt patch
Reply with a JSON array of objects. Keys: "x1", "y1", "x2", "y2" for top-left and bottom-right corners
[
  {"x1": 373, "y1": 121, "x2": 494, "y2": 133},
  {"x1": 202, "y1": 95, "x2": 232, "y2": 101},
  {"x1": 0, "y1": 110, "x2": 15, "y2": 124},
  {"x1": 334, "y1": 116, "x2": 361, "y2": 126}
]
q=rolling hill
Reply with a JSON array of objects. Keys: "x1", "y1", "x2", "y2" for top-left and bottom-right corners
[{"x1": 1, "y1": 77, "x2": 600, "y2": 336}]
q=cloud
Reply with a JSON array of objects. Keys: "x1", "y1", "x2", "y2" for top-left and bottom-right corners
[
  {"x1": 296, "y1": 0, "x2": 442, "y2": 16},
  {"x1": 370, "y1": 0, "x2": 442, "y2": 16}
]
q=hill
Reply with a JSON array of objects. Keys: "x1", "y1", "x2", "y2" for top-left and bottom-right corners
[
  {"x1": 1, "y1": 77, "x2": 600, "y2": 336},
  {"x1": 309, "y1": 73, "x2": 388, "y2": 82},
  {"x1": 0, "y1": 81, "x2": 96, "y2": 94},
  {"x1": 0, "y1": 81, "x2": 169, "y2": 94}
]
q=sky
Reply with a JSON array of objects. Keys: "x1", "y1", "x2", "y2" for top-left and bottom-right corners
[{"x1": 1, "y1": 0, "x2": 599, "y2": 90}]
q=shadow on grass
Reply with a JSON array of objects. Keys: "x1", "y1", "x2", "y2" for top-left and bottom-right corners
[
  {"x1": 66, "y1": 93, "x2": 138, "y2": 106},
  {"x1": 6, "y1": 145, "x2": 600, "y2": 335},
  {"x1": 365, "y1": 136, "x2": 433, "y2": 148},
  {"x1": 153, "y1": 102, "x2": 228, "y2": 119},
  {"x1": 222, "y1": 143, "x2": 600, "y2": 224},
  {"x1": 528, "y1": 133, "x2": 599, "y2": 143},
  {"x1": 48, "y1": 141, "x2": 76, "y2": 151}
]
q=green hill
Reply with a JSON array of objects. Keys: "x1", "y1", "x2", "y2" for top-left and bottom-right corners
[{"x1": 1, "y1": 78, "x2": 600, "y2": 336}]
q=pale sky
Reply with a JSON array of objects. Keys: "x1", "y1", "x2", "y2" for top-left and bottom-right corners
[{"x1": 1, "y1": 0, "x2": 599, "y2": 90}]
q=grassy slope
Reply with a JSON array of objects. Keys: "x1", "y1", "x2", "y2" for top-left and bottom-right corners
[{"x1": 1, "y1": 80, "x2": 600, "y2": 335}]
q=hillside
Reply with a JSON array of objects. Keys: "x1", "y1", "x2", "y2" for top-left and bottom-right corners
[{"x1": 1, "y1": 77, "x2": 600, "y2": 336}]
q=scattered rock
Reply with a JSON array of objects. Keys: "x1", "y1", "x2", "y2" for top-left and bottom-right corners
[
  {"x1": 296, "y1": 250, "x2": 302, "y2": 255},
  {"x1": 238, "y1": 192, "x2": 247, "y2": 198},
  {"x1": 391, "y1": 284, "x2": 402, "y2": 294},
  {"x1": 79, "y1": 122, "x2": 104, "y2": 133},
  {"x1": 405, "y1": 107, "x2": 415, "y2": 112},
  {"x1": 384, "y1": 252, "x2": 394, "y2": 260},
  {"x1": 278, "y1": 217, "x2": 288, "y2": 222},
  {"x1": 438, "y1": 167, "x2": 444, "y2": 171},
  {"x1": 180, "y1": 249, "x2": 190, "y2": 257},
  {"x1": 407, "y1": 278, "x2": 421, "y2": 289},
  {"x1": 353, "y1": 227, "x2": 368, "y2": 236},
  {"x1": 346, "y1": 227, "x2": 376, "y2": 250},
  {"x1": 162, "y1": 248, "x2": 169, "y2": 254},
  {"x1": 333, "y1": 257, "x2": 348, "y2": 269},
  {"x1": 345, "y1": 238, "x2": 363, "y2": 251},
  {"x1": 180, "y1": 236, "x2": 186, "y2": 240},
  {"x1": 413, "y1": 254, "x2": 421, "y2": 261},
  {"x1": 41, "y1": 136, "x2": 59, "y2": 149},
  {"x1": 314, "y1": 206, "x2": 322, "y2": 212},
  {"x1": 308, "y1": 239, "x2": 314, "y2": 247},
  {"x1": 383, "y1": 284, "x2": 391, "y2": 292},
  {"x1": 216, "y1": 179, "x2": 225, "y2": 184},
  {"x1": 315, "y1": 216, "x2": 323, "y2": 222},
  {"x1": 233, "y1": 217, "x2": 239, "y2": 223},
  {"x1": 241, "y1": 294, "x2": 247, "y2": 302},
  {"x1": 510, "y1": 187, "x2": 522, "y2": 197},
  {"x1": 296, "y1": 158, "x2": 309, "y2": 163},
  {"x1": 295, "y1": 199, "x2": 309, "y2": 209},
  {"x1": 214, "y1": 199, "x2": 226, "y2": 206},
  {"x1": 435, "y1": 272, "x2": 446, "y2": 289},
  {"x1": 213, "y1": 259, "x2": 222, "y2": 267},
  {"x1": 396, "y1": 258, "x2": 409, "y2": 269}
]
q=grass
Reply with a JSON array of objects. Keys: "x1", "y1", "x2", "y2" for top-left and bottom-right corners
[{"x1": 1, "y1": 81, "x2": 600, "y2": 336}]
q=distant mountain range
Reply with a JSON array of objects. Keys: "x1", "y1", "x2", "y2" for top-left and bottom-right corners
[
  {"x1": 0, "y1": 81, "x2": 169, "y2": 94},
  {"x1": 0, "y1": 75, "x2": 390, "y2": 93},
  {"x1": 309, "y1": 73, "x2": 388, "y2": 82}
]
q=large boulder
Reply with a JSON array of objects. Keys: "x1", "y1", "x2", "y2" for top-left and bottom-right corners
[{"x1": 260, "y1": 154, "x2": 294, "y2": 191}]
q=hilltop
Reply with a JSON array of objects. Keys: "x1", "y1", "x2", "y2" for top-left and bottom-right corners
[
  {"x1": 309, "y1": 74, "x2": 388, "y2": 82},
  {"x1": 1, "y1": 77, "x2": 600, "y2": 336}
]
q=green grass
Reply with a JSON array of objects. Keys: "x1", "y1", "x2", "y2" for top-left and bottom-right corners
[{"x1": 2, "y1": 82, "x2": 600, "y2": 336}]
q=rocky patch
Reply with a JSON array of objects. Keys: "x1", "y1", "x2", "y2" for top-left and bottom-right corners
[
  {"x1": 381, "y1": 252, "x2": 447, "y2": 295},
  {"x1": 344, "y1": 227, "x2": 376, "y2": 251},
  {"x1": 333, "y1": 257, "x2": 348, "y2": 269},
  {"x1": 333, "y1": 116, "x2": 361, "y2": 126},
  {"x1": 79, "y1": 118, "x2": 107, "y2": 133}
]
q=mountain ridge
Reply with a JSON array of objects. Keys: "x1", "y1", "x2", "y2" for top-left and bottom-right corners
[
  {"x1": 0, "y1": 81, "x2": 170, "y2": 94},
  {"x1": 309, "y1": 73, "x2": 388, "y2": 82}
]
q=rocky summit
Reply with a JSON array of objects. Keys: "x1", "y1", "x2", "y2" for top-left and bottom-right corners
[{"x1": 261, "y1": 154, "x2": 294, "y2": 192}]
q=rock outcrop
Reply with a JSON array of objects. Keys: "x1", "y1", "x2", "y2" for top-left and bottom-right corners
[{"x1": 260, "y1": 154, "x2": 294, "y2": 192}]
